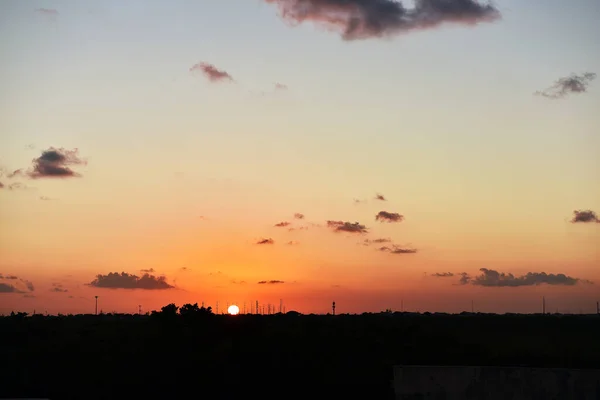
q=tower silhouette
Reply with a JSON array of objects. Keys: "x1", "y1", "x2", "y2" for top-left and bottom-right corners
[
  {"x1": 332, "y1": 301, "x2": 336, "y2": 316},
  {"x1": 95, "y1": 296, "x2": 99, "y2": 315}
]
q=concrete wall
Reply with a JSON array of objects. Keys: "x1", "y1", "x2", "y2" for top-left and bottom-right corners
[{"x1": 392, "y1": 365, "x2": 600, "y2": 400}]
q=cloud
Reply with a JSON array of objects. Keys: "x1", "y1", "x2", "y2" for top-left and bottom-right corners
[
  {"x1": 231, "y1": 279, "x2": 247, "y2": 285},
  {"x1": 364, "y1": 238, "x2": 392, "y2": 245},
  {"x1": 571, "y1": 209, "x2": 600, "y2": 224},
  {"x1": 0, "y1": 274, "x2": 35, "y2": 293},
  {"x1": 431, "y1": 272, "x2": 454, "y2": 277},
  {"x1": 190, "y1": 62, "x2": 234, "y2": 82},
  {"x1": 287, "y1": 240, "x2": 300, "y2": 245},
  {"x1": 25, "y1": 147, "x2": 87, "y2": 179},
  {"x1": 275, "y1": 83, "x2": 288, "y2": 90},
  {"x1": 264, "y1": 0, "x2": 500, "y2": 40},
  {"x1": 179, "y1": 267, "x2": 190, "y2": 272},
  {"x1": 327, "y1": 220, "x2": 368, "y2": 234},
  {"x1": 274, "y1": 221, "x2": 291, "y2": 227},
  {"x1": 50, "y1": 287, "x2": 68, "y2": 293},
  {"x1": 87, "y1": 272, "x2": 174, "y2": 290},
  {"x1": 36, "y1": 8, "x2": 58, "y2": 16},
  {"x1": 140, "y1": 268, "x2": 155, "y2": 273},
  {"x1": 375, "y1": 211, "x2": 404, "y2": 223},
  {"x1": 35, "y1": 8, "x2": 58, "y2": 21},
  {"x1": 458, "y1": 268, "x2": 589, "y2": 287},
  {"x1": 0, "y1": 182, "x2": 3, "y2": 188},
  {"x1": 379, "y1": 245, "x2": 417, "y2": 254},
  {"x1": 374, "y1": 193, "x2": 387, "y2": 201},
  {"x1": 536, "y1": 72, "x2": 596, "y2": 99},
  {"x1": 257, "y1": 280, "x2": 285, "y2": 284},
  {"x1": 257, "y1": 238, "x2": 275, "y2": 245},
  {"x1": 294, "y1": 213, "x2": 305, "y2": 220},
  {"x1": 0, "y1": 182, "x2": 28, "y2": 190}
]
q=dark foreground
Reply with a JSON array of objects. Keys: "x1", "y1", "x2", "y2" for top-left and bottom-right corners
[{"x1": 2, "y1": 311, "x2": 599, "y2": 400}]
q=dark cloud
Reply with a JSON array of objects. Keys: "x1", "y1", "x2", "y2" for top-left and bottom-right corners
[
  {"x1": 536, "y1": 72, "x2": 596, "y2": 99},
  {"x1": 458, "y1": 268, "x2": 589, "y2": 287},
  {"x1": 0, "y1": 283, "x2": 21, "y2": 293},
  {"x1": 140, "y1": 268, "x2": 155, "y2": 273},
  {"x1": 327, "y1": 220, "x2": 368, "y2": 234},
  {"x1": 257, "y1": 280, "x2": 285, "y2": 284},
  {"x1": 0, "y1": 274, "x2": 34, "y2": 293},
  {"x1": 571, "y1": 209, "x2": 600, "y2": 224},
  {"x1": 294, "y1": 213, "x2": 305, "y2": 220},
  {"x1": 379, "y1": 245, "x2": 417, "y2": 254},
  {"x1": 265, "y1": 0, "x2": 500, "y2": 40},
  {"x1": 87, "y1": 272, "x2": 174, "y2": 290},
  {"x1": 25, "y1": 147, "x2": 86, "y2": 179},
  {"x1": 274, "y1": 221, "x2": 291, "y2": 227},
  {"x1": 431, "y1": 272, "x2": 454, "y2": 277},
  {"x1": 257, "y1": 238, "x2": 275, "y2": 245},
  {"x1": 375, "y1": 211, "x2": 404, "y2": 223},
  {"x1": 190, "y1": 62, "x2": 234, "y2": 82},
  {"x1": 374, "y1": 193, "x2": 387, "y2": 201}
]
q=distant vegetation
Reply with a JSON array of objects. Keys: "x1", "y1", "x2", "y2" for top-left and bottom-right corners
[{"x1": 1, "y1": 303, "x2": 599, "y2": 400}]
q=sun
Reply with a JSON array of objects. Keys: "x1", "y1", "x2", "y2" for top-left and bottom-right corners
[{"x1": 227, "y1": 304, "x2": 240, "y2": 315}]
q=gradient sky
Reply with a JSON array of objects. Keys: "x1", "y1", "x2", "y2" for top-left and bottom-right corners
[{"x1": 1, "y1": 0, "x2": 599, "y2": 316}]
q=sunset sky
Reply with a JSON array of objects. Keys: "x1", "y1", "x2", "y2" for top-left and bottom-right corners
[{"x1": 1, "y1": 0, "x2": 598, "y2": 316}]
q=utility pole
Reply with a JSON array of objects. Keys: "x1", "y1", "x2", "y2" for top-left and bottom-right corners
[
  {"x1": 95, "y1": 296, "x2": 99, "y2": 315},
  {"x1": 138, "y1": 305, "x2": 142, "y2": 315},
  {"x1": 332, "y1": 301, "x2": 336, "y2": 316},
  {"x1": 543, "y1": 296, "x2": 546, "y2": 315},
  {"x1": 256, "y1": 300, "x2": 259, "y2": 315}
]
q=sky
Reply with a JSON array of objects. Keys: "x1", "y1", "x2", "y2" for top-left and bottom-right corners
[{"x1": 0, "y1": 0, "x2": 599, "y2": 316}]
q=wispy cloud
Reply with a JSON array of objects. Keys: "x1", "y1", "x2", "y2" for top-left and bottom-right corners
[
  {"x1": 431, "y1": 272, "x2": 454, "y2": 277},
  {"x1": 374, "y1": 193, "x2": 387, "y2": 201},
  {"x1": 87, "y1": 272, "x2": 174, "y2": 290},
  {"x1": 264, "y1": 0, "x2": 500, "y2": 41},
  {"x1": 257, "y1": 280, "x2": 285, "y2": 284},
  {"x1": 274, "y1": 221, "x2": 291, "y2": 227},
  {"x1": 274, "y1": 82, "x2": 288, "y2": 90},
  {"x1": 379, "y1": 245, "x2": 417, "y2": 254},
  {"x1": 256, "y1": 238, "x2": 275, "y2": 245},
  {"x1": 294, "y1": 213, "x2": 305, "y2": 220},
  {"x1": 190, "y1": 62, "x2": 234, "y2": 82},
  {"x1": 536, "y1": 72, "x2": 596, "y2": 99}
]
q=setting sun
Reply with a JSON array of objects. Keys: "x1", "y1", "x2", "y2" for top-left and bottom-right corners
[{"x1": 228, "y1": 305, "x2": 240, "y2": 315}]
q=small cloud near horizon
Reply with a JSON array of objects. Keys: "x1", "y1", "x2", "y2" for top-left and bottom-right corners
[
  {"x1": 87, "y1": 272, "x2": 174, "y2": 290},
  {"x1": 431, "y1": 272, "x2": 454, "y2": 277},
  {"x1": 379, "y1": 245, "x2": 417, "y2": 254},
  {"x1": 21, "y1": 147, "x2": 87, "y2": 179},
  {"x1": 536, "y1": 72, "x2": 596, "y2": 99},
  {"x1": 257, "y1": 280, "x2": 285, "y2": 284},
  {"x1": 571, "y1": 209, "x2": 600, "y2": 224},
  {"x1": 457, "y1": 268, "x2": 590, "y2": 287},
  {"x1": 327, "y1": 220, "x2": 368, "y2": 234},
  {"x1": 375, "y1": 211, "x2": 404, "y2": 223},
  {"x1": 294, "y1": 213, "x2": 305, "y2": 220},
  {"x1": 256, "y1": 238, "x2": 275, "y2": 245},
  {"x1": 0, "y1": 273, "x2": 35, "y2": 293},
  {"x1": 274, "y1": 221, "x2": 291, "y2": 227},
  {"x1": 374, "y1": 193, "x2": 386, "y2": 201},
  {"x1": 190, "y1": 62, "x2": 234, "y2": 83}
]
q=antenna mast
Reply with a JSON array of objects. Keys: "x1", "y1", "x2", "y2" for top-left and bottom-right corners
[{"x1": 332, "y1": 301, "x2": 336, "y2": 316}]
